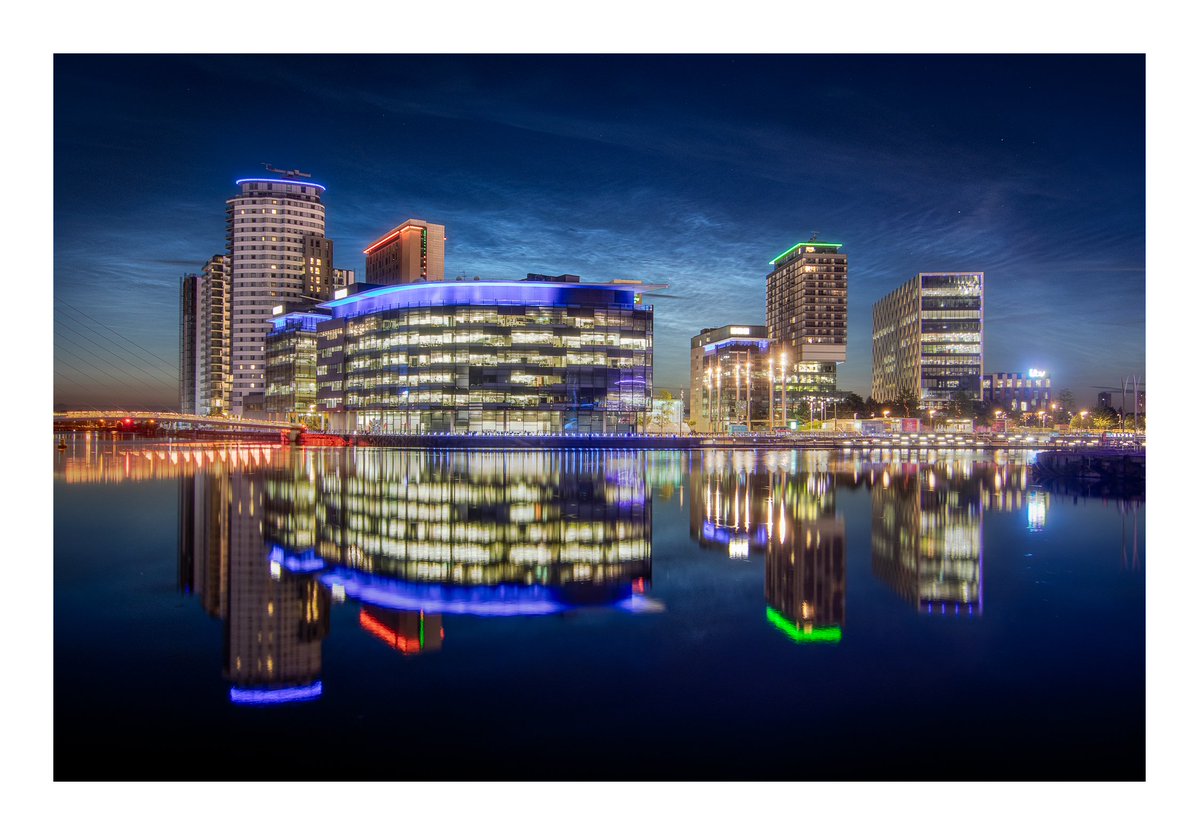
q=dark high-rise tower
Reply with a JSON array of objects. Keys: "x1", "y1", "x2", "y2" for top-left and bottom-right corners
[{"x1": 178, "y1": 273, "x2": 199, "y2": 413}]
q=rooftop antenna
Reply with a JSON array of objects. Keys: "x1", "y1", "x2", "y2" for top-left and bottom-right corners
[
  {"x1": 261, "y1": 163, "x2": 312, "y2": 180},
  {"x1": 809, "y1": 231, "x2": 820, "y2": 242}
]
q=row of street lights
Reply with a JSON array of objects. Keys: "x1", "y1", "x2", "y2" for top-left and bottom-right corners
[{"x1": 703, "y1": 350, "x2": 794, "y2": 433}]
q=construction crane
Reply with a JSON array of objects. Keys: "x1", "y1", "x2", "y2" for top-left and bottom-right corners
[{"x1": 261, "y1": 163, "x2": 311, "y2": 180}]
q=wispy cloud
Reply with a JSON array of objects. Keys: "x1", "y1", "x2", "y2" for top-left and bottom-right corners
[{"x1": 54, "y1": 55, "x2": 1145, "y2": 403}]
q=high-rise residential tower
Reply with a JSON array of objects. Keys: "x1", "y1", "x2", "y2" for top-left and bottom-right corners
[
  {"x1": 302, "y1": 234, "x2": 335, "y2": 301},
  {"x1": 363, "y1": 219, "x2": 446, "y2": 284},
  {"x1": 871, "y1": 272, "x2": 984, "y2": 407},
  {"x1": 226, "y1": 173, "x2": 329, "y2": 414},
  {"x1": 179, "y1": 273, "x2": 199, "y2": 413},
  {"x1": 197, "y1": 254, "x2": 231, "y2": 414},
  {"x1": 765, "y1": 239, "x2": 847, "y2": 398}
]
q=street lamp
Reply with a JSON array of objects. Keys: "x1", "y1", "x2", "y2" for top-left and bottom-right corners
[
  {"x1": 768, "y1": 358, "x2": 774, "y2": 431},
  {"x1": 779, "y1": 351, "x2": 788, "y2": 431}
]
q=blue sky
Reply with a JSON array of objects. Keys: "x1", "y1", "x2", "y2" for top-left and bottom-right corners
[{"x1": 54, "y1": 54, "x2": 1145, "y2": 408}]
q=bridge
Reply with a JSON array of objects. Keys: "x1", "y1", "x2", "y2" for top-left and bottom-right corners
[{"x1": 53, "y1": 410, "x2": 299, "y2": 435}]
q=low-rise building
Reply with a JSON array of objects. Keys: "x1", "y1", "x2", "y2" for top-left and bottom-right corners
[
  {"x1": 264, "y1": 308, "x2": 329, "y2": 425},
  {"x1": 982, "y1": 369, "x2": 1053, "y2": 414},
  {"x1": 689, "y1": 325, "x2": 773, "y2": 433}
]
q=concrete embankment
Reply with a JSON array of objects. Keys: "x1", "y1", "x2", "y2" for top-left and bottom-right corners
[{"x1": 1032, "y1": 449, "x2": 1146, "y2": 484}]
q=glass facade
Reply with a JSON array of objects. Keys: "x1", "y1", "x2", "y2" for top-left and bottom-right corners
[
  {"x1": 691, "y1": 327, "x2": 773, "y2": 433},
  {"x1": 265, "y1": 312, "x2": 327, "y2": 424},
  {"x1": 313, "y1": 280, "x2": 658, "y2": 434},
  {"x1": 918, "y1": 273, "x2": 983, "y2": 401},
  {"x1": 872, "y1": 272, "x2": 984, "y2": 406}
]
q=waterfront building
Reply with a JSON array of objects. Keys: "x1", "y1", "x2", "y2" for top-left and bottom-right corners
[
  {"x1": 871, "y1": 272, "x2": 984, "y2": 407},
  {"x1": 179, "y1": 273, "x2": 199, "y2": 413},
  {"x1": 197, "y1": 255, "x2": 231, "y2": 415},
  {"x1": 311, "y1": 275, "x2": 662, "y2": 434},
  {"x1": 264, "y1": 308, "x2": 328, "y2": 424},
  {"x1": 302, "y1": 234, "x2": 335, "y2": 300},
  {"x1": 363, "y1": 219, "x2": 446, "y2": 284},
  {"x1": 226, "y1": 174, "x2": 330, "y2": 414},
  {"x1": 689, "y1": 325, "x2": 773, "y2": 433},
  {"x1": 765, "y1": 239, "x2": 848, "y2": 402},
  {"x1": 982, "y1": 369, "x2": 1053, "y2": 415},
  {"x1": 180, "y1": 255, "x2": 235, "y2": 415}
]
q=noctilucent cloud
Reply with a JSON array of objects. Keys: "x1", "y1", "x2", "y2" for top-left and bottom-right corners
[{"x1": 54, "y1": 54, "x2": 1145, "y2": 409}]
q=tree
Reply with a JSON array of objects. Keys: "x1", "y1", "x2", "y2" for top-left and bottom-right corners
[
  {"x1": 896, "y1": 387, "x2": 919, "y2": 418},
  {"x1": 841, "y1": 391, "x2": 867, "y2": 417},
  {"x1": 947, "y1": 390, "x2": 976, "y2": 419},
  {"x1": 1092, "y1": 406, "x2": 1119, "y2": 431}
]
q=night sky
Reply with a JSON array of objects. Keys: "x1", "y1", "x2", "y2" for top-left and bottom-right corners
[{"x1": 53, "y1": 54, "x2": 1145, "y2": 409}]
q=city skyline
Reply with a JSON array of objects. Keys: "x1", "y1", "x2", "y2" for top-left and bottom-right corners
[{"x1": 54, "y1": 54, "x2": 1145, "y2": 408}]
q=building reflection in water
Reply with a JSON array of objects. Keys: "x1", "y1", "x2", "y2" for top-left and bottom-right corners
[
  {"x1": 869, "y1": 452, "x2": 985, "y2": 616},
  {"x1": 179, "y1": 456, "x2": 330, "y2": 706},
  {"x1": 689, "y1": 449, "x2": 849, "y2": 643},
  {"x1": 176, "y1": 447, "x2": 655, "y2": 704}
]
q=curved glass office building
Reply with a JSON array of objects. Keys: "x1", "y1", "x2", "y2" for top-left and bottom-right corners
[{"x1": 311, "y1": 276, "x2": 663, "y2": 434}]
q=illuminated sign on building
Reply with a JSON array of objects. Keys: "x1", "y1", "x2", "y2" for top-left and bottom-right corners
[
  {"x1": 730, "y1": 327, "x2": 751, "y2": 336},
  {"x1": 1028, "y1": 368, "x2": 1047, "y2": 379}
]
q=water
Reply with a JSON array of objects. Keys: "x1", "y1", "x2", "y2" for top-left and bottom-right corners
[{"x1": 53, "y1": 439, "x2": 1145, "y2": 780}]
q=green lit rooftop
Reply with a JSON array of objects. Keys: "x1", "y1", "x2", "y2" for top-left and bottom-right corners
[{"x1": 769, "y1": 240, "x2": 844, "y2": 266}]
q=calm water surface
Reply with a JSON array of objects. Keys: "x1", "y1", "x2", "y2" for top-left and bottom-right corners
[{"x1": 54, "y1": 439, "x2": 1144, "y2": 780}]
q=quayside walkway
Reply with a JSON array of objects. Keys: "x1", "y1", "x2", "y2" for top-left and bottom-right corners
[
  {"x1": 299, "y1": 431, "x2": 1146, "y2": 452},
  {"x1": 53, "y1": 410, "x2": 297, "y2": 436}
]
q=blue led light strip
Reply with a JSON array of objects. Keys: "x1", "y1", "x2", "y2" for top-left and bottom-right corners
[{"x1": 229, "y1": 681, "x2": 323, "y2": 705}]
